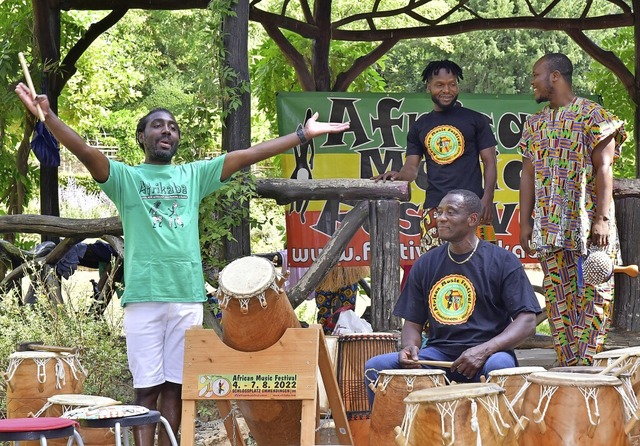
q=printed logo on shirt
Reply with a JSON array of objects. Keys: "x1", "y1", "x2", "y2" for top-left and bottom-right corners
[
  {"x1": 424, "y1": 125, "x2": 465, "y2": 165},
  {"x1": 429, "y1": 274, "x2": 476, "y2": 325}
]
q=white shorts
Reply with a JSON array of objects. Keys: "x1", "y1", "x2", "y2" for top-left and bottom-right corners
[{"x1": 123, "y1": 302, "x2": 203, "y2": 388}]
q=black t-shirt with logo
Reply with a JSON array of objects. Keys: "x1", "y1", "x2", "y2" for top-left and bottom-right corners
[
  {"x1": 406, "y1": 105, "x2": 497, "y2": 208},
  {"x1": 393, "y1": 241, "x2": 541, "y2": 356}
]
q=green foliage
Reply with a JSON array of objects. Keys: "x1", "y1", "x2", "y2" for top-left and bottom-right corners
[
  {"x1": 587, "y1": 27, "x2": 636, "y2": 179},
  {"x1": 380, "y1": 0, "x2": 611, "y2": 96},
  {"x1": 250, "y1": 30, "x2": 387, "y2": 132},
  {"x1": 250, "y1": 198, "x2": 286, "y2": 254},
  {"x1": 199, "y1": 170, "x2": 258, "y2": 281},
  {"x1": 0, "y1": 0, "x2": 40, "y2": 214}
]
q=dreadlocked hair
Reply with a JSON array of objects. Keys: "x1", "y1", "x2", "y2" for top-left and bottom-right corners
[{"x1": 421, "y1": 60, "x2": 464, "y2": 84}]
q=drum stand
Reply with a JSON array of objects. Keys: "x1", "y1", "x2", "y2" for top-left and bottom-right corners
[{"x1": 181, "y1": 325, "x2": 354, "y2": 446}]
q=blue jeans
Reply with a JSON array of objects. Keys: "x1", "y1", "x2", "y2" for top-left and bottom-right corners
[{"x1": 364, "y1": 346, "x2": 518, "y2": 408}]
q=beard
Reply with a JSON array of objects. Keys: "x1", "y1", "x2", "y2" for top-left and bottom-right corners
[
  {"x1": 535, "y1": 84, "x2": 553, "y2": 103},
  {"x1": 431, "y1": 93, "x2": 459, "y2": 111},
  {"x1": 149, "y1": 144, "x2": 178, "y2": 162}
]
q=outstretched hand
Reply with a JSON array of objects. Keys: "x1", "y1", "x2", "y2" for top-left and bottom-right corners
[
  {"x1": 303, "y1": 112, "x2": 349, "y2": 139},
  {"x1": 15, "y1": 82, "x2": 51, "y2": 119}
]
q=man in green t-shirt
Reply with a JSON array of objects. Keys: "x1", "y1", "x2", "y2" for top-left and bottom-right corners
[{"x1": 16, "y1": 81, "x2": 349, "y2": 446}]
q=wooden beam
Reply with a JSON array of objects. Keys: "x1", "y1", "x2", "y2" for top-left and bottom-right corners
[
  {"x1": 289, "y1": 201, "x2": 369, "y2": 307},
  {"x1": 255, "y1": 178, "x2": 410, "y2": 204},
  {"x1": 0, "y1": 215, "x2": 122, "y2": 237},
  {"x1": 57, "y1": 0, "x2": 210, "y2": 10}
]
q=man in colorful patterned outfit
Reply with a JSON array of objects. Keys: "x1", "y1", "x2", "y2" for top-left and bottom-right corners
[
  {"x1": 16, "y1": 82, "x2": 349, "y2": 446},
  {"x1": 518, "y1": 53, "x2": 627, "y2": 366}
]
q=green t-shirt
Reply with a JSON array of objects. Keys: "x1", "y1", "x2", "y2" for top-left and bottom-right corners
[{"x1": 98, "y1": 156, "x2": 227, "y2": 306}]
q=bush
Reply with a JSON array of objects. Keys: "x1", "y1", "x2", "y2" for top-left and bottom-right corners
[{"x1": 0, "y1": 293, "x2": 132, "y2": 418}]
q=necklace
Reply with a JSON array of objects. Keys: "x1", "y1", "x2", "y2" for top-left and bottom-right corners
[{"x1": 447, "y1": 238, "x2": 479, "y2": 265}]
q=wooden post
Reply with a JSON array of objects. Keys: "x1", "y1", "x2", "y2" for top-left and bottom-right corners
[
  {"x1": 613, "y1": 179, "x2": 640, "y2": 331},
  {"x1": 369, "y1": 200, "x2": 402, "y2": 331}
]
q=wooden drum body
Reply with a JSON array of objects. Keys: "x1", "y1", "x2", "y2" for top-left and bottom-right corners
[
  {"x1": 39, "y1": 394, "x2": 118, "y2": 446},
  {"x1": 4, "y1": 351, "x2": 86, "y2": 419},
  {"x1": 394, "y1": 383, "x2": 511, "y2": 446},
  {"x1": 486, "y1": 366, "x2": 546, "y2": 446},
  {"x1": 519, "y1": 371, "x2": 630, "y2": 446},
  {"x1": 217, "y1": 256, "x2": 301, "y2": 446},
  {"x1": 369, "y1": 369, "x2": 446, "y2": 446},
  {"x1": 337, "y1": 332, "x2": 399, "y2": 446}
]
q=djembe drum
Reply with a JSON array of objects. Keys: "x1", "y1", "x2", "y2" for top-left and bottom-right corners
[
  {"x1": 486, "y1": 366, "x2": 546, "y2": 446},
  {"x1": 4, "y1": 351, "x2": 86, "y2": 419},
  {"x1": 336, "y1": 332, "x2": 399, "y2": 445},
  {"x1": 549, "y1": 365, "x2": 640, "y2": 440},
  {"x1": 394, "y1": 382, "x2": 512, "y2": 446},
  {"x1": 34, "y1": 394, "x2": 118, "y2": 446},
  {"x1": 518, "y1": 371, "x2": 632, "y2": 446},
  {"x1": 217, "y1": 256, "x2": 301, "y2": 446},
  {"x1": 368, "y1": 369, "x2": 447, "y2": 446}
]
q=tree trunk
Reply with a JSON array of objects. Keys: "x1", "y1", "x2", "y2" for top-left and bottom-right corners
[
  {"x1": 612, "y1": 179, "x2": 640, "y2": 331},
  {"x1": 32, "y1": 0, "x2": 61, "y2": 242},
  {"x1": 222, "y1": 0, "x2": 251, "y2": 261}
]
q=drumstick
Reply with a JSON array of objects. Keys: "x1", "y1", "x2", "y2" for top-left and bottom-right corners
[
  {"x1": 412, "y1": 359, "x2": 454, "y2": 368},
  {"x1": 18, "y1": 52, "x2": 46, "y2": 122},
  {"x1": 615, "y1": 264, "x2": 639, "y2": 278},
  {"x1": 598, "y1": 353, "x2": 630, "y2": 375}
]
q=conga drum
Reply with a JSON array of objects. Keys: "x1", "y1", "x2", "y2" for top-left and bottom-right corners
[
  {"x1": 4, "y1": 351, "x2": 86, "y2": 419},
  {"x1": 336, "y1": 332, "x2": 399, "y2": 446},
  {"x1": 35, "y1": 394, "x2": 118, "y2": 446},
  {"x1": 519, "y1": 371, "x2": 631, "y2": 446},
  {"x1": 217, "y1": 256, "x2": 301, "y2": 446},
  {"x1": 394, "y1": 382, "x2": 512, "y2": 446},
  {"x1": 369, "y1": 369, "x2": 447, "y2": 446},
  {"x1": 486, "y1": 366, "x2": 546, "y2": 445}
]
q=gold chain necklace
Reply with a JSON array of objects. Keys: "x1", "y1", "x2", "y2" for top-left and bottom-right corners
[{"x1": 447, "y1": 239, "x2": 479, "y2": 265}]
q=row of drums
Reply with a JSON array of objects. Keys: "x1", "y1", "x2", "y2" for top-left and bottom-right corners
[{"x1": 358, "y1": 346, "x2": 640, "y2": 446}]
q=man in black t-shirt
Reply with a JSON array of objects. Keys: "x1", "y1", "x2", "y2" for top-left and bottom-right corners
[
  {"x1": 373, "y1": 60, "x2": 498, "y2": 254},
  {"x1": 364, "y1": 189, "x2": 540, "y2": 406}
]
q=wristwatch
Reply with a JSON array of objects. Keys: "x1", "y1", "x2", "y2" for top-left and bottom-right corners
[{"x1": 296, "y1": 124, "x2": 308, "y2": 144}]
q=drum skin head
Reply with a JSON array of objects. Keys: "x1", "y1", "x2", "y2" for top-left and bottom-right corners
[
  {"x1": 378, "y1": 369, "x2": 446, "y2": 377},
  {"x1": 526, "y1": 371, "x2": 621, "y2": 387},
  {"x1": 218, "y1": 256, "x2": 275, "y2": 298},
  {"x1": 488, "y1": 366, "x2": 546, "y2": 377},
  {"x1": 8, "y1": 351, "x2": 71, "y2": 359},
  {"x1": 593, "y1": 346, "x2": 640, "y2": 360},
  {"x1": 48, "y1": 394, "x2": 118, "y2": 406}
]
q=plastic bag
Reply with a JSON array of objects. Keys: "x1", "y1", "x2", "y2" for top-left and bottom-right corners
[{"x1": 332, "y1": 309, "x2": 373, "y2": 335}]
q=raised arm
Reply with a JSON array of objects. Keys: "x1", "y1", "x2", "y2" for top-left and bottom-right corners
[
  {"x1": 220, "y1": 112, "x2": 349, "y2": 181},
  {"x1": 15, "y1": 83, "x2": 110, "y2": 182}
]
